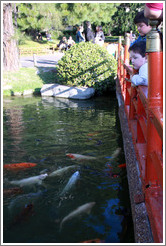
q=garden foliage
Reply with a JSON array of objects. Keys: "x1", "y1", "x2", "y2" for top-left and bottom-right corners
[{"x1": 57, "y1": 42, "x2": 117, "y2": 94}]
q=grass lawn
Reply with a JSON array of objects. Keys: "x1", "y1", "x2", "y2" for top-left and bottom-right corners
[
  {"x1": 3, "y1": 67, "x2": 58, "y2": 96},
  {"x1": 19, "y1": 39, "x2": 59, "y2": 56},
  {"x1": 19, "y1": 38, "x2": 58, "y2": 49},
  {"x1": 105, "y1": 36, "x2": 122, "y2": 43}
]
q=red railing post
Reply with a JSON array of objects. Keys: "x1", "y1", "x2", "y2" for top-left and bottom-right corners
[
  {"x1": 145, "y1": 19, "x2": 163, "y2": 243},
  {"x1": 123, "y1": 33, "x2": 130, "y2": 102},
  {"x1": 120, "y1": 47, "x2": 124, "y2": 89},
  {"x1": 117, "y1": 36, "x2": 122, "y2": 80},
  {"x1": 146, "y1": 19, "x2": 163, "y2": 187}
]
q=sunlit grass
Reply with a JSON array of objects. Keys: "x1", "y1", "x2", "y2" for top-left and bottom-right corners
[
  {"x1": 3, "y1": 67, "x2": 58, "y2": 96},
  {"x1": 19, "y1": 38, "x2": 58, "y2": 49}
]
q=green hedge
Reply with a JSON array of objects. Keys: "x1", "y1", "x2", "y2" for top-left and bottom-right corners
[{"x1": 57, "y1": 42, "x2": 117, "y2": 94}]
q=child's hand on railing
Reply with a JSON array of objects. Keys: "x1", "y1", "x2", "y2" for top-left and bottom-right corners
[{"x1": 124, "y1": 61, "x2": 133, "y2": 75}]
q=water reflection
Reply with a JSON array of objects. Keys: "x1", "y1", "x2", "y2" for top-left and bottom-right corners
[
  {"x1": 3, "y1": 95, "x2": 134, "y2": 243},
  {"x1": 3, "y1": 107, "x2": 26, "y2": 163},
  {"x1": 41, "y1": 96, "x2": 97, "y2": 109}
]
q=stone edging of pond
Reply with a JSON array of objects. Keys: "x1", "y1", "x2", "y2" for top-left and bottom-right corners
[{"x1": 40, "y1": 83, "x2": 95, "y2": 100}]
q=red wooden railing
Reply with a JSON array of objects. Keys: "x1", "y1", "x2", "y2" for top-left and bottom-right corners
[{"x1": 117, "y1": 20, "x2": 163, "y2": 243}]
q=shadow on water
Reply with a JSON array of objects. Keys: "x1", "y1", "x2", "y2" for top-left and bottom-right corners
[{"x1": 3, "y1": 95, "x2": 134, "y2": 243}]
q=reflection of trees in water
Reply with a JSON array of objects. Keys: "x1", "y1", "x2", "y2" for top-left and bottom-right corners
[{"x1": 5, "y1": 107, "x2": 26, "y2": 162}]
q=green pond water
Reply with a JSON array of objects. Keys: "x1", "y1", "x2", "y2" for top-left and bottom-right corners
[{"x1": 3, "y1": 95, "x2": 134, "y2": 243}]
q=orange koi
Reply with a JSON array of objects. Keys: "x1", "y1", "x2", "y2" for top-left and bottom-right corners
[
  {"x1": 3, "y1": 187, "x2": 23, "y2": 196},
  {"x1": 87, "y1": 132, "x2": 99, "y2": 137},
  {"x1": 80, "y1": 238, "x2": 104, "y2": 243},
  {"x1": 4, "y1": 162, "x2": 37, "y2": 170},
  {"x1": 118, "y1": 163, "x2": 126, "y2": 168}
]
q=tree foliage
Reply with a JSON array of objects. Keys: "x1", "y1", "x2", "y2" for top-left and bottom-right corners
[
  {"x1": 55, "y1": 3, "x2": 120, "y2": 26},
  {"x1": 111, "y1": 3, "x2": 144, "y2": 36},
  {"x1": 11, "y1": 3, "x2": 145, "y2": 38},
  {"x1": 16, "y1": 3, "x2": 62, "y2": 38}
]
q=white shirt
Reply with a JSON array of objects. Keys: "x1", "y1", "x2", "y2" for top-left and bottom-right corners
[{"x1": 131, "y1": 63, "x2": 148, "y2": 86}]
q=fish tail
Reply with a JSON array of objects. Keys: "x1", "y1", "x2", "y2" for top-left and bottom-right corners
[{"x1": 59, "y1": 222, "x2": 63, "y2": 232}]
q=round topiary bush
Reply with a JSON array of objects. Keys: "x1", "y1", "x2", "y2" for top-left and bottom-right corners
[{"x1": 56, "y1": 41, "x2": 117, "y2": 94}]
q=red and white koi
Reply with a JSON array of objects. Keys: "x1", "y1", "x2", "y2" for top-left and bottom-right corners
[{"x1": 66, "y1": 153, "x2": 96, "y2": 161}]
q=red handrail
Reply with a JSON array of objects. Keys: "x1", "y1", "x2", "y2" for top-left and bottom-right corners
[{"x1": 117, "y1": 20, "x2": 163, "y2": 243}]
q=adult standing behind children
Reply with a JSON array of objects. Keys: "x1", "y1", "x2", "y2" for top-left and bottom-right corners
[
  {"x1": 85, "y1": 21, "x2": 95, "y2": 43},
  {"x1": 144, "y1": 3, "x2": 163, "y2": 20},
  {"x1": 76, "y1": 26, "x2": 85, "y2": 43},
  {"x1": 95, "y1": 26, "x2": 105, "y2": 46},
  {"x1": 130, "y1": 10, "x2": 152, "y2": 47},
  {"x1": 144, "y1": 3, "x2": 163, "y2": 48}
]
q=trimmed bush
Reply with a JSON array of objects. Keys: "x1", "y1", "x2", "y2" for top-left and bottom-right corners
[{"x1": 56, "y1": 41, "x2": 117, "y2": 94}]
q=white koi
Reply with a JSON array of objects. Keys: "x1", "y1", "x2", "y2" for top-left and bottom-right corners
[
  {"x1": 9, "y1": 173, "x2": 48, "y2": 187},
  {"x1": 111, "y1": 148, "x2": 121, "y2": 159},
  {"x1": 60, "y1": 171, "x2": 80, "y2": 196},
  {"x1": 49, "y1": 165, "x2": 78, "y2": 177},
  {"x1": 60, "y1": 202, "x2": 96, "y2": 230}
]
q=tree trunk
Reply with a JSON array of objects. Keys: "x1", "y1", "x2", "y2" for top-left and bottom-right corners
[{"x1": 3, "y1": 3, "x2": 20, "y2": 71}]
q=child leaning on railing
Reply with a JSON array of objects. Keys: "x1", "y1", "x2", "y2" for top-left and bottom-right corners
[{"x1": 124, "y1": 41, "x2": 148, "y2": 87}]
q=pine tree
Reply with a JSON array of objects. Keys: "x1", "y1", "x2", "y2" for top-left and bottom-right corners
[
  {"x1": 16, "y1": 3, "x2": 62, "y2": 38},
  {"x1": 111, "y1": 3, "x2": 144, "y2": 36},
  {"x1": 55, "y1": 3, "x2": 119, "y2": 26}
]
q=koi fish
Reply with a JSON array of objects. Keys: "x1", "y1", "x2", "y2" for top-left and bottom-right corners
[
  {"x1": 105, "y1": 148, "x2": 121, "y2": 160},
  {"x1": 9, "y1": 173, "x2": 48, "y2": 187},
  {"x1": 118, "y1": 163, "x2": 126, "y2": 168},
  {"x1": 8, "y1": 189, "x2": 47, "y2": 211},
  {"x1": 66, "y1": 153, "x2": 96, "y2": 161},
  {"x1": 12, "y1": 203, "x2": 34, "y2": 226},
  {"x1": 111, "y1": 174, "x2": 120, "y2": 178},
  {"x1": 87, "y1": 132, "x2": 99, "y2": 136},
  {"x1": 80, "y1": 239, "x2": 104, "y2": 243},
  {"x1": 60, "y1": 171, "x2": 80, "y2": 196},
  {"x1": 3, "y1": 187, "x2": 23, "y2": 197},
  {"x1": 4, "y1": 162, "x2": 37, "y2": 170},
  {"x1": 60, "y1": 202, "x2": 96, "y2": 231},
  {"x1": 49, "y1": 165, "x2": 78, "y2": 177},
  {"x1": 111, "y1": 148, "x2": 121, "y2": 159}
]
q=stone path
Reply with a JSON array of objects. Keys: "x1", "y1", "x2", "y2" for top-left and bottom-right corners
[{"x1": 20, "y1": 52, "x2": 64, "y2": 68}]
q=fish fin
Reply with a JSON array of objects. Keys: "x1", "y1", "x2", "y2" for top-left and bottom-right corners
[
  {"x1": 59, "y1": 221, "x2": 63, "y2": 232},
  {"x1": 38, "y1": 180, "x2": 42, "y2": 185}
]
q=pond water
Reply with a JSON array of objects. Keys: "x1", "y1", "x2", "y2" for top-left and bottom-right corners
[{"x1": 3, "y1": 95, "x2": 134, "y2": 243}]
